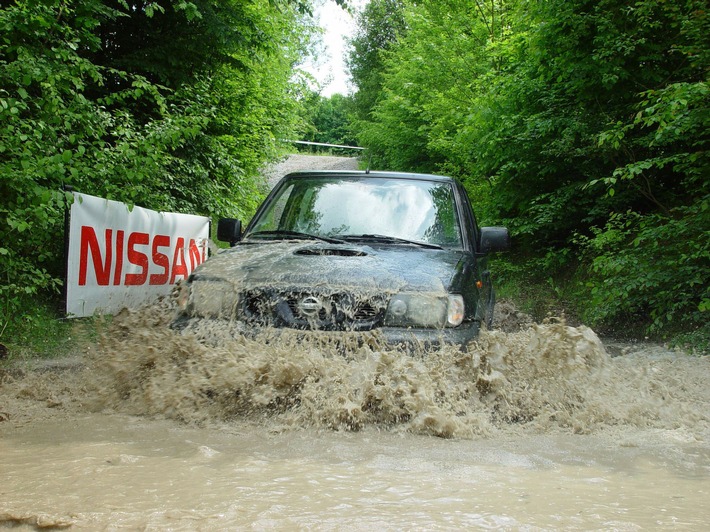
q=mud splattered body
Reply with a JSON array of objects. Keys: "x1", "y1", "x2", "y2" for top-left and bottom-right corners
[
  {"x1": 2, "y1": 299, "x2": 708, "y2": 529},
  {"x1": 176, "y1": 171, "x2": 510, "y2": 346}
]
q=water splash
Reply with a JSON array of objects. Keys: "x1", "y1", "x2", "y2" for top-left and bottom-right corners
[{"x1": 87, "y1": 299, "x2": 709, "y2": 439}]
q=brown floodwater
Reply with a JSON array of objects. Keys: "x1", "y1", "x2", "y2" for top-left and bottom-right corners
[{"x1": 1, "y1": 302, "x2": 709, "y2": 530}]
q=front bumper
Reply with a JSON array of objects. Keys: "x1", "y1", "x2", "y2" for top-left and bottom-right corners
[
  {"x1": 170, "y1": 315, "x2": 481, "y2": 349},
  {"x1": 379, "y1": 320, "x2": 481, "y2": 347}
]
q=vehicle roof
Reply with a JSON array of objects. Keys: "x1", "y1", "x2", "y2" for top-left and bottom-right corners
[{"x1": 282, "y1": 170, "x2": 455, "y2": 183}]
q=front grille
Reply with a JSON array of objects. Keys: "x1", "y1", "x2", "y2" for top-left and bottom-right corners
[
  {"x1": 241, "y1": 288, "x2": 386, "y2": 332},
  {"x1": 354, "y1": 302, "x2": 379, "y2": 320}
]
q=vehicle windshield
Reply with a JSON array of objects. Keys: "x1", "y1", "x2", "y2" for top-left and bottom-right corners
[{"x1": 246, "y1": 177, "x2": 462, "y2": 248}]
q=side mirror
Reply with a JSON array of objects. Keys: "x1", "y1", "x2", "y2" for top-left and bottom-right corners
[
  {"x1": 479, "y1": 226, "x2": 510, "y2": 253},
  {"x1": 217, "y1": 218, "x2": 242, "y2": 246}
]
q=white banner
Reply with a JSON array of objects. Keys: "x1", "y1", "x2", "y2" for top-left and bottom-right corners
[{"x1": 66, "y1": 192, "x2": 210, "y2": 317}]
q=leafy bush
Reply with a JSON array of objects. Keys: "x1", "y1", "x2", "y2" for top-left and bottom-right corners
[
  {"x1": 575, "y1": 204, "x2": 709, "y2": 336},
  {"x1": 348, "y1": 0, "x2": 709, "y2": 341},
  {"x1": 0, "y1": 0, "x2": 317, "y2": 340}
]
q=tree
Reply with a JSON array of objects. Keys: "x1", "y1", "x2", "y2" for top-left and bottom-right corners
[
  {"x1": 0, "y1": 0, "x2": 319, "y2": 331},
  {"x1": 302, "y1": 92, "x2": 358, "y2": 147},
  {"x1": 353, "y1": 0, "x2": 512, "y2": 172},
  {"x1": 346, "y1": 0, "x2": 406, "y2": 122},
  {"x1": 348, "y1": 0, "x2": 709, "y2": 337}
]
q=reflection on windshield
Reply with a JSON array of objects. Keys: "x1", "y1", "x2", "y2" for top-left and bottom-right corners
[{"x1": 249, "y1": 177, "x2": 462, "y2": 247}]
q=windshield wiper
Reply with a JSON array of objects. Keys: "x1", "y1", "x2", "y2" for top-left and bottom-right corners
[
  {"x1": 340, "y1": 234, "x2": 443, "y2": 250},
  {"x1": 247, "y1": 230, "x2": 346, "y2": 244}
]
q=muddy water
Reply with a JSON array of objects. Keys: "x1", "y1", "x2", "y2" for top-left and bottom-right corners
[{"x1": 1, "y1": 302, "x2": 709, "y2": 530}]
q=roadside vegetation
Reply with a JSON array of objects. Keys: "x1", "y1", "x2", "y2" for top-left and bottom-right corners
[
  {"x1": 0, "y1": 0, "x2": 340, "y2": 358},
  {"x1": 343, "y1": 0, "x2": 709, "y2": 351},
  {"x1": 1, "y1": 0, "x2": 707, "y2": 357}
]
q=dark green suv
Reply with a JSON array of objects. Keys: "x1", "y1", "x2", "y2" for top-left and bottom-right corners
[{"x1": 173, "y1": 171, "x2": 509, "y2": 346}]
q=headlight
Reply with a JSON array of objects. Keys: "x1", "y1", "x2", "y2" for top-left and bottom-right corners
[
  {"x1": 179, "y1": 280, "x2": 238, "y2": 318},
  {"x1": 446, "y1": 294, "x2": 465, "y2": 326},
  {"x1": 384, "y1": 293, "x2": 465, "y2": 328}
]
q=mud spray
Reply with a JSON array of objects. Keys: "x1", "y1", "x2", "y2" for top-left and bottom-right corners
[
  {"x1": 2, "y1": 299, "x2": 709, "y2": 529},
  {"x1": 79, "y1": 298, "x2": 709, "y2": 438}
]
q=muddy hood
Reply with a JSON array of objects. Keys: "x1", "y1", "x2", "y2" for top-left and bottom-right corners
[{"x1": 190, "y1": 241, "x2": 466, "y2": 294}]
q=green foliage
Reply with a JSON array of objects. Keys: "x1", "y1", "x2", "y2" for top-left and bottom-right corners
[
  {"x1": 594, "y1": 81, "x2": 709, "y2": 209},
  {"x1": 302, "y1": 92, "x2": 358, "y2": 147},
  {"x1": 0, "y1": 295, "x2": 76, "y2": 362},
  {"x1": 355, "y1": 0, "x2": 513, "y2": 172},
  {"x1": 575, "y1": 203, "x2": 709, "y2": 336},
  {"x1": 347, "y1": 0, "x2": 406, "y2": 122},
  {"x1": 669, "y1": 325, "x2": 710, "y2": 356},
  {"x1": 0, "y1": 0, "x2": 318, "y2": 338},
  {"x1": 491, "y1": 257, "x2": 576, "y2": 322},
  {"x1": 347, "y1": 0, "x2": 709, "y2": 342}
]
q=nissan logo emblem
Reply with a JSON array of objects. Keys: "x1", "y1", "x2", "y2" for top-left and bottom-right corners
[{"x1": 299, "y1": 296, "x2": 322, "y2": 317}]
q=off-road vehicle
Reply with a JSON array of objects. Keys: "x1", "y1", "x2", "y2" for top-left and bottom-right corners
[{"x1": 173, "y1": 171, "x2": 510, "y2": 346}]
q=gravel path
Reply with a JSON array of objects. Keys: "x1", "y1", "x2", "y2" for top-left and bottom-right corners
[{"x1": 262, "y1": 154, "x2": 361, "y2": 188}]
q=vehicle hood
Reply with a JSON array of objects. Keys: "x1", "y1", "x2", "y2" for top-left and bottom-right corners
[{"x1": 190, "y1": 241, "x2": 466, "y2": 294}]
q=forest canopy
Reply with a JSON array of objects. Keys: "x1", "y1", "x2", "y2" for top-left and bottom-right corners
[{"x1": 348, "y1": 0, "x2": 708, "y2": 341}]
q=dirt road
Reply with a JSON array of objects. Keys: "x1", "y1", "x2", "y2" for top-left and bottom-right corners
[{"x1": 262, "y1": 153, "x2": 360, "y2": 188}]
